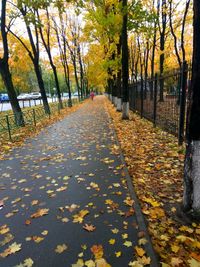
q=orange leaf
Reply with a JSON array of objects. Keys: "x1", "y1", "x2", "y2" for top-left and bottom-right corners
[
  {"x1": 135, "y1": 246, "x2": 146, "y2": 257},
  {"x1": 83, "y1": 224, "x2": 96, "y2": 232}
]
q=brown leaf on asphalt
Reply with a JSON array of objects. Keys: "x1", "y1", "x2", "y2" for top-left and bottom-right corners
[
  {"x1": 171, "y1": 257, "x2": 183, "y2": 266},
  {"x1": 124, "y1": 207, "x2": 135, "y2": 217},
  {"x1": 83, "y1": 224, "x2": 96, "y2": 232},
  {"x1": 31, "y1": 208, "x2": 49, "y2": 219},
  {"x1": 55, "y1": 244, "x2": 68, "y2": 254},
  {"x1": 0, "y1": 242, "x2": 22, "y2": 258},
  {"x1": 73, "y1": 209, "x2": 89, "y2": 223},
  {"x1": 25, "y1": 220, "x2": 31, "y2": 225},
  {"x1": 135, "y1": 246, "x2": 146, "y2": 257},
  {"x1": 0, "y1": 225, "x2": 10, "y2": 235}
]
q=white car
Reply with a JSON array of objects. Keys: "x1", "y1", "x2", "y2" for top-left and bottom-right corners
[
  {"x1": 29, "y1": 92, "x2": 41, "y2": 99},
  {"x1": 73, "y1": 92, "x2": 79, "y2": 97},
  {"x1": 17, "y1": 93, "x2": 31, "y2": 100}
]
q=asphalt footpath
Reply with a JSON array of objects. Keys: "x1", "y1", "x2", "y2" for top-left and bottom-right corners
[{"x1": 0, "y1": 96, "x2": 159, "y2": 267}]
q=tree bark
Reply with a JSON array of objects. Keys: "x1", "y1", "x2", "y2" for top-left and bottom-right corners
[
  {"x1": 38, "y1": 9, "x2": 63, "y2": 109},
  {"x1": 183, "y1": 0, "x2": 200, "y2": 215},
  {"x1": 0, "y1": 60, "x2": 24, "y2": 125},
  {"x1": 116, "y1": 37, "x2": 122, "y2": 111},
  {"x1": 159, "y1": 0, "x2": 167, "y2": 102},
  {"x1": 0, "y1": 0, "x2": 24, "y2": 126},
  {"x1": 53, "y1": 16, "x2": 72, "y2": 107},
  {"x1": 150, "y1": 0, "x2": 158, "y2": 100},
  {"x1": 181, "y1": 0, "x2": 191, "y2": 62},
  {"x1": 33, "y1": 61, "x2": 50, "y2": 114},
  {"x1": 169, "y1": 0, "x2": 181, "y2": 68},
  {"x1": 121, "y1": 0, "x2": 129, "y2": 119}
]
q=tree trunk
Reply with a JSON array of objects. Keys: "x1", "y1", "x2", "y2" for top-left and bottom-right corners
[
  {"x1": 112, "y1": 74, "x2": 117, "y2": 106},
  {"x1": 144, "y1": 41, "x2": 150, "y2": 99},
  {"x1": 121, "y1": 0, "x2": 129, "y2": 119},
  {"x1": 73, "y1": 58, "x2": 81, "y2": 101},
  {"x1": 0, "y1": 0, "x2": 24, "y2": 126},
  {"x1": 150, "y1": 0, "x2": 158, "y2": 100},
  {"x1": 116, "y1": 38, "x2": 122, "y2": 111},
  {"x1": 0, "y1": 60, "x2": 24, "y2": 125},
  {"x1": 34, "y1": 61, "x2": 50, "y2": 114},
  {"x1": 181, "y1": 0, "x2": 191, "y2": 62},
  {"x1": 51, "y1": 64, "x2": 63, "y2": 109},
  {"x1": 159, "y1": 0, "x2": 166, "y2": 102},
  {"x1": 116, "y1": 69, "x2": 122, "y2": 111},
  {"x1": 169, "y1": 0, "x2": 181, "y2": 68},
  {"x1": 37, "y1": 9, "x2": 63, "y2": 109},
  {"x1": 183, "y1": 0, "x2": 200, "y2": 215}
]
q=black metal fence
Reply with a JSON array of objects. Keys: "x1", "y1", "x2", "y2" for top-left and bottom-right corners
[
  {"x1": 129, "y1": 62, "x2": 190, "y2": 145},
  {"x1": 0, "y1": 98, "x2": 79, "y2": 141}
]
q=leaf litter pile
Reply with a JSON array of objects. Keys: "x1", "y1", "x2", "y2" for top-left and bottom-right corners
[
  {"x1": 0, "y1": 96, "x2": 154, "y2": 266},
  {"x1": 106, "y1": 99, "x2": 200, "y2": 267}
]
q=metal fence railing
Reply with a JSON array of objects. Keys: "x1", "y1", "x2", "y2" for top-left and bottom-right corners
[
  {"x1": 129, "y1": 61, "x2": 191, "y2": 145},
  {"x1": 0, "y1": 98, "x2": 79, "y2": 141}
]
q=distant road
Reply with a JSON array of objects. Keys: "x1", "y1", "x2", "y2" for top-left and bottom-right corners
[{"x1": 0, "y1": 97, "x2": 76, "y2": 112}]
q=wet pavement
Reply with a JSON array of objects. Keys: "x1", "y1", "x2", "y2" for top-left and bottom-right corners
[{"x1": 0, "y1": 96, "x2": 158, "y2": 267}]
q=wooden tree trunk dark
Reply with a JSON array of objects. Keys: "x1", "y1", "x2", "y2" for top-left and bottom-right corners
[
  {"x1": 116, "y1": 37, "x2": 122, "y2": 111},
  {"x1": 159, "y1": 0, "x2": 166, "y2": 102},
  {"x1": 33, "y1": 61, "x2": 50, "y2": 114},
  {"x1": 37, "y1": 9, "x2": 63, "y2": 109},
  {"x1": 121, "y1": 0, "x2": 129, "y2": 119},
  {"x1": 183, "y1": 0, "x2": 200, "y2": 215},
  {"x1": 0, "y1": 60, "x2": 24, "y2": 125},
  {"x1": 0, "y1": 0, "x2": 24, "y2": 126}
]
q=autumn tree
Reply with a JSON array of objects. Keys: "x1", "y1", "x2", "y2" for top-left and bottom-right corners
[
  {"x1": 169, "y1": 0, "x2": 191, "y2": 68},
  {"x1": 9, "y1": 0, "x2": 50, "y2": 114},
  {"x1": 36, "y1": 5, "x2": 63, "y2": 109},
  {"x1": 9, "y1": 36, "x2": 36, "y2": 94},
  {"x1": 52, "y1": 6, "x2": 72, "y2": 106},
  {"x1": 0, "y1": 0, "x2": 24, "y2": 125}
]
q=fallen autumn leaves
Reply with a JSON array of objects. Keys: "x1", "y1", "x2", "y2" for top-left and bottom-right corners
[
  {"x1": 106, "y1": 99, "x2": 200, "y2": 267},
  {"x1": 0, "y1": 101, "x2": 86, "y2": 160}
]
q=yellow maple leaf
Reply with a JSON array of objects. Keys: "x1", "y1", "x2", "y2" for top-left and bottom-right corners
[
  {"x1": 188, "y1": 258, "x2": 200, "y2": 267},
  {"x1": 0, "y1": 242, "x2": 22, "y2": 258},
  {"x1": 32, "y1": 236, "x2": 44, "y2": 243},
  {"x1": 111, "y1": 228, "x2": 119, "y2": 234},
  {"x1": 123, "y1": 241, "x2": 132, "y2": 247},
  {"x1": 171, "y1": 257, "x2": 183, "y2": 266},
  {"x1": 135, "y1": 246, "x2": 146, "y2": 257},
  {"x1": 73, "y1": 209, "x2": 89, "y2": 223},
  {"x1": 95, "y1": 258, "x2": 111, "y2": 267},
  {"x1": 109, "y1": 239, "x2": 115, "y2": 245},
  {"x1": 41, "y1": 230, "x2": 48, "y2": 236},
  {"x1": 0, "y1": 225, "x2": 10, "y2": 235},
  {"x1": 85, "y1": 259, "x2": 95, "y2": 267},
  {"x1": 31, "y1": 208, "x2": 49, "y2": 219},
  {"x1": 138, "y1": 238, "x2": 148, "y2": 246},
  {"x1": 139, "y1": 256, "x2": 151, "y2": 265},
  {"x1": 15, "y1": 258, "x2": 34, "y2": 267},
  {"x1": 128, "y1": 261, "x2": 143, "y2": 267},
  {"x1": 115, "y1": 251, "x2": 122, "y2": 257},
  {"x1": 171, "y1": 245, "x2": 180, "y2": 253},
  {"x1": 142, "y1": 197, "x2": 160, "y2": 207},
  {"x1": 55, "y1": 244, "x2": 68, "y2": 254},
  {"x1": 91, "y1": 245, "x2": 104, "y2": 259}
]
